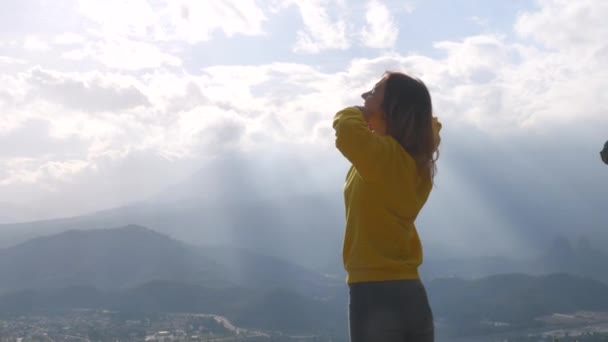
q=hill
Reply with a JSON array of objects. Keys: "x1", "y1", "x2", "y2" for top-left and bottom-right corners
[
  {"x1": 0, "y1": 193, "x2": 345, "y2": 274},
  {"x1": 427, "y1": 273, "x2": 608, "y2": 336},
  {"x1": 0, "y1": 225, "x2": 334, "y2": 297}
]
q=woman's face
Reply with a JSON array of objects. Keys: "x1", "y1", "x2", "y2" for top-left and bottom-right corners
[{"x1": 361, "y1": 76, "x2": 387, "y2": 122}]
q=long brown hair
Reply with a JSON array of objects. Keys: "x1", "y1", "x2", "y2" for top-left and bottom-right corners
[{"x1": 382, "y1": 71, "x2": 439, "y2": 181}]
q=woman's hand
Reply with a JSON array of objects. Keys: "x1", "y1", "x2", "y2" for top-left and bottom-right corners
[
  {"x1": 354, "y1": 106, "x2": 371, "y2": 121},
  {"x1": 354, "y1": 106, "x2": 374, "y2": 130}
]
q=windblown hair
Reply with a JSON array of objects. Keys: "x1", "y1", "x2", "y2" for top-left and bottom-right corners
[{"x1": 382, "y1": 71, "x2": 439, "y2": 181}]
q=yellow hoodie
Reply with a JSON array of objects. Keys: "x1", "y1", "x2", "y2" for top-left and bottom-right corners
[{"x1": 333, "y1": 106, "x2": 442, "y2": 284}]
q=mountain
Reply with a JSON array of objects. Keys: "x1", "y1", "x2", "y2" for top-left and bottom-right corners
[
  {"x1": 1, "y1": 154, "x2": 605, "y2": 278},
  {"x1": 0, "y1": 154, "x2": 349, "y2": 274},
  {"x1": 0, "y1": 192, "x2": 345, "y2": 274},
  {"x1": 421, "y1": 235, "x2": 608, "y2": 284},
  {"x1": 3, "y1": 203, "x2": 608, "y2": 284},
  {"x1": 532, "y1": 236, "x2": 608, "y2": 283},
  {"x1": 0, "y1": 225, "x2": 334, "y2": 297},
  {"x1": 0, "y1": 225, "x2": 216, "y2": 292},
  {"x1": 421, "y1": 256, "x2": 530, "y2": 280},
  {"x1": 427, "y1": 273, "x2": 608, "y2": 335}
]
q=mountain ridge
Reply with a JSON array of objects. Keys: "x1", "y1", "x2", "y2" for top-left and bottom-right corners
[{"x1": 0, "y1": 224, "x2": 334, "y2": 297}]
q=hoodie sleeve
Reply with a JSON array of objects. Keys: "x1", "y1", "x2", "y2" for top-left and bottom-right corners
[{"x1": 333, "y1": 107, "x2": 389, "y2": 181}]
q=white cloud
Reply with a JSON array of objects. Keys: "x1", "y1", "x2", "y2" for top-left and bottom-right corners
[
  {"x1": 25, "y1": 67, "x2": 150, "y2": 112},
  {"x1": 0, "y1": 57, "x2": 26, "y2": 65},
  {"x1": 61, "y1": 49, "x2": 91, "y2": 61},
  {"x1": 0, "y1": 158, "x2": 45, "y2": 186},
  {"x1": 54, "y1": 33, "x2": 86, "y2": 45},
  {"x1": 96, "y1": 38, "x2": 182, "y2": 70},
  {"x1": 0, "y1": 158, "x2": 89, "y2": 187},
  {"x1": 42, "y1": 159, "x2": 91, "y2": 182},
  {"x1": 360, "y1": 0, "x2": 398, "y2": 49},
  {"x1": 23, "y1": 36, "x2": 50, "y2": 51},
  {"x1": 510, "y1": 0, "x2": 608, "y2": 128},
  {"x1": 58, "y1": 38, "x2": 181, "y2": 70},
  {"x1": 433, "y1": 35, "x2": 510, "y2": 82},
  {"x1": 0, "y1": 119, "x2": 87, "y2": 159},
  {"x1": 403, "y1": 2, "x2": 415, "y2": 14},
  {"x1": 0, "y1": 73, "x2": 28, "y2": 133},
  {"x1": 161, "y1": 0, "x2": 268, "y2": 43},
  {"x1": 77, "y1": 0, "x2": 159, "y2": 38},
  {"x1": 286, "y1": 0, "x2": 350, "y2": 53},
  {"x1": 0, "y1": 150, "x2": 197, "y2": 218},
  {"x1": 515, "y1": 0, "x2": 608, "y2": 52},
  {"x1": 76, "y1": 0, "x2": 267, "y2": 43},
  {"x1": 1, "y1": 0, "x2": 607, "y2": 224}
]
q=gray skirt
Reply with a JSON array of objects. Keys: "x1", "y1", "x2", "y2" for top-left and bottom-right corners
[{"x1": 349, "y1": 279, "x2": 434, "y2": 342}]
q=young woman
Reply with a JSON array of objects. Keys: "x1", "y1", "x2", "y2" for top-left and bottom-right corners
[{"x1": 333, "y1": 71, "x2": 442, "y2": 342}]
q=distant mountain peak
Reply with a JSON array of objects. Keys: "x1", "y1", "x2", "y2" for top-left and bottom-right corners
[
  {"x1": 62, "y1": 224, "x2": 167, "y2": 238},
  {"x1": 4, "y1": 224, "x2": 175, "y2": 254},
  {"x1": 0, "y1": 224, "x2": 329, "y2": 298},
  {"x1": 109, "y1": 224, "x2": 161, "y2": 235}
]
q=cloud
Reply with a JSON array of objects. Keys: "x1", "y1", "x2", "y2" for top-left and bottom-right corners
[
  {"x1": 403, "y1": 2, "x2": 415, "y2": 14},
  {"x1": 283, "y1": 0, "x2": 350, "y2": 53},
  {"x1": 0, "y1": 119, "x2": 87, "y2": 158},
  {"x1": 60, "y1": 38, "x2": 182, "y2": 70},
  {"x1": 192, "y1": 113, "x2": 246, "y2": 152},
  {"x1": 162, "y1": 0, "x2": 268, "y2": 43},
  {"x1": 54, "y1": 33, "x2": 86, "y2": 46},
  {"x1": 154, "y1": 105, "x2": 249, "y2": 159},
  {"x1": 26, "y1": 67, "x2": 150, "y2": 112},
  {"x1": 2, "y1": 36, "x2": 606, "y2": 221},
  {"x1": 0, "y1": 57, "x2": 26, "y2": 65},
  {"x1": 0, "y1": 0, "x2": 606, "y2": 260},
  {"x1": 515, "y1": 0, "x2": 608, "y2": 52},
  {"x1": 511, "y1": 1, "x2": 608, "y2": 130},
  {"x1": 96, "y1": 39, "x2": 182, "y2": 70},
  {"x1": 163, "y1": 81, "x2": 209, "y2": 114},
  {"x1": 0, "y1": 157, "x2": 90, "y2": 187},
  {"x1": 469, "y1": 16, "x2": 490, "y2": 28},
  {"x1": 76, "y1": 0, "x2": 160, "y2": 38},
  {"x1": 360, "y1": 0, "x2": 399, "y2": 49},
  {"x1": 0, "y1": 148, "x2": 197, "y2": 218},
  {"x1": 76, "y1": 0, "x2": 268, "y2": 43},
  {"x1": 23, "y1": 36, "x2": 49, "y2": 51}
]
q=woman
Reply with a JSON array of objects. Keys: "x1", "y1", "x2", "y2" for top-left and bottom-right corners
[{"x1": 333, "y1": 71, "x2": 442, "y2": 342}]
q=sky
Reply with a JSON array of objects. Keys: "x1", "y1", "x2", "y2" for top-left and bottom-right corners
[{"x1": 0, "y1": 0, "x2": 607, "y2": 256}]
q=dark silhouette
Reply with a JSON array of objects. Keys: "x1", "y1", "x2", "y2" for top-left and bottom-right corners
[{"x1": 601, "y1": 140, "x2": 608, "y2": 165}]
